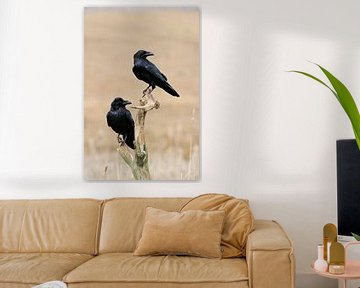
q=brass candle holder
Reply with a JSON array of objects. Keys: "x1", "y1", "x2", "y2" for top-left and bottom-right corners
[
  {"x1": 328, "y1": 242, "x2": 345, "y2": 274},
  {"x1": 323, "y1": 223, "x2": 345, "y2": 274},
  {"x1": 323, "y1": 223, "x2": 337, "y2": 262}
]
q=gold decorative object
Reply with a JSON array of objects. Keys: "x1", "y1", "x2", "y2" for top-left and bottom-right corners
[
  {"x1": 329, "y1": 242, "x2": 345, "y2": 264},
  {"x1": 328, "y1": 264, "x2": 345, "y2": 275},
  {"x1": 323, "y1": 223, "x2": 337, "y2": 261},
  {"x1": 329, "y1": 242, "x2": 345, "y2": 274}
]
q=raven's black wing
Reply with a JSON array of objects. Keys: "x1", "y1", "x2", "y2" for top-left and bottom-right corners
[
  {"x1": 123, "y1": 109, "x2": 135, "y2": 149},
  {"x1": 133, "y1": 59, "x2": 179, "y2": 97},
  {"x1": 146, "y1": 62, "x2": 168, "y2": 84},
  {"x1": 124, "y1": 109, "x2": 135, "y2": 128},
  {"x1": 106, "y1": 109, "x2": 134, "y2": 133},
  {"x1": 106, "y1": 109, "x2": 135, "y2": 149},
  {"x1": 106, "y1": 111, "x2": 113, "y2": 127},
  {"x1": 144, "y1": 62, "x2": 179, "y2": 96},
  {"x1": 160, "y1": 72, "x2": 167, "y2": 81},
  {"x1": 135, "y1": 60, "x2": 168, "y2": 84}
]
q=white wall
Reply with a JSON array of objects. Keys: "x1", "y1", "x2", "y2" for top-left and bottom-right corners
[{"x1": 1, "y1": 0, "x2": 359, "y2": 287}]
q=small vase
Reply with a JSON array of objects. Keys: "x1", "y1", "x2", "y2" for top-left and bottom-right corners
[{"x1": 314, "y1": 244, "x2": 328, "y2": 272}]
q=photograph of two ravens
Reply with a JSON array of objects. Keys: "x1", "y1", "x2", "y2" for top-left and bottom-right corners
[
  {"x1": 84, "y1": 7, "x2": 200, "y2": 181},
  {"x1": 107, "y1": 49, "x2": 179, "y2": 150}
]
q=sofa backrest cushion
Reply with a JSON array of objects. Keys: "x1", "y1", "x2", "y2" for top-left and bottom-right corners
[
  {"x1": 0, "y1": 199, "x2": 102, "y2": 254},
  {"x1": 99, "y1": 198, "x2": 189, "y2": 253},
  {"x1": 181, "y1": 194, "x2": 254, "y2": 258}
]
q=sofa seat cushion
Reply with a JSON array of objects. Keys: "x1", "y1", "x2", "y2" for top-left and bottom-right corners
[
  {"x1": 0, "y1": 253, "x2": 93, "y2": 285},
  {"x1": 64, "y1": 253, "x2": 248, "y2": 285}
]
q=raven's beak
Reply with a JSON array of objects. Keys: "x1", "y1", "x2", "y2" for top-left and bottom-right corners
[
  {"x1": 144, "y1": 51, "x2": 154, "y2": 57},
  {"x1": 124, "y1": 100, "x2": 132, "y2": 105}
]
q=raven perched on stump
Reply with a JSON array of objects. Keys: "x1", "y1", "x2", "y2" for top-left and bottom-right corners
[
  {"x1": 132, "y1": 50, "x2": 180, "y2": 97},
  {"x1": 106, "y1": 97, "x2": 135, "y2": 149}
]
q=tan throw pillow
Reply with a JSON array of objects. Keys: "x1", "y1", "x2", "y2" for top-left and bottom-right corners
[
  {"x1": 134, "y1": 207, "x2": 225, "y2": 258},
  {"x1": 181, "y1": 193, "x2": 254, "y2": 258}
]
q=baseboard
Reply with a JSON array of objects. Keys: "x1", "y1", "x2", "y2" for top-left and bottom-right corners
[{"x1": 296, "y1": 273, "x2": 337, "y2": 288}]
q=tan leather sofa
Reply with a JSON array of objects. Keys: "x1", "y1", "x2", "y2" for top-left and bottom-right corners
[{"x1": 0, "y1": 198, "x2": 295, "y2": 288}]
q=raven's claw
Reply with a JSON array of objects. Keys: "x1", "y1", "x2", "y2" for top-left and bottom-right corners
[{"x1": 117, "y1": 134, "x2": 125, "y2": 145}]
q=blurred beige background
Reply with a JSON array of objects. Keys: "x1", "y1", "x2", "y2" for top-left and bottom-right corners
[{"x1": 84, "y1": 8, "x2": 200, "y2": 180}]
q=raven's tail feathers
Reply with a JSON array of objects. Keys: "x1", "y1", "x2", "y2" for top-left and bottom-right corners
[{"x1": 161, "y1": 82, "x2": 180, "y2": 97}]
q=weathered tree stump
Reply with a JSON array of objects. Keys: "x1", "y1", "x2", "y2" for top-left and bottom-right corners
[{"x1": 116, "y1": 89, "x2": 160, "y2": 180}]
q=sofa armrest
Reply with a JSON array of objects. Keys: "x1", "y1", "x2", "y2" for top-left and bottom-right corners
[{"x1": 246, "y1": 220, "x2": 295, "y2": 288}]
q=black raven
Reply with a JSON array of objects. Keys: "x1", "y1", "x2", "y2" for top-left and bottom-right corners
[
  {"x1": 106, "y1": 97, "x2": 135, "y2": 149},
  {"x1": 132, "y1": 50, "x2": 180, "y2": 97}
]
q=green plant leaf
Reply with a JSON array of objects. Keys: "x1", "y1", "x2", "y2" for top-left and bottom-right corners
[
  {"x1": 288, "y1": 70, "x2": 337, "y2": 99},
  {"x1": 289, "y1": 64, "x2": 360, "y2": 150},
  {"x1": 351, "y1": 232, "x2": 360, "y2": 241},
  {"x1": 353, "y1": 128, "x2": 360, "y2": 150},
  {"x1": 316, "y1": 64, "x2": 360, "y2": 149}
]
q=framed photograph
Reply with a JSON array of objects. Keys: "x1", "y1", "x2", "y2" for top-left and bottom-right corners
[{"x1": 84, "y1": 7, "x2": 200, "y2": 181}]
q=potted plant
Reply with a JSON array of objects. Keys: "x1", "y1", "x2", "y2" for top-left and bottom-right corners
[
  {"x1": 290, "y1": 63, "x2": 360, "y2": 149},
  {"x1": 290, "y1": 63, "x2": 360, "y2": 240},
  {"x1": 352, "y1": 233, "x2": 360, "y2": 241}
]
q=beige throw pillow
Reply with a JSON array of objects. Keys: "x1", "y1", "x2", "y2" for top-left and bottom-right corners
[
  {"x1": 134, "y1": 207, "x2": 225, "y2": 258},
  {"x1": 181, "y1": 194, "x2": 255, "y2": 258}
]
